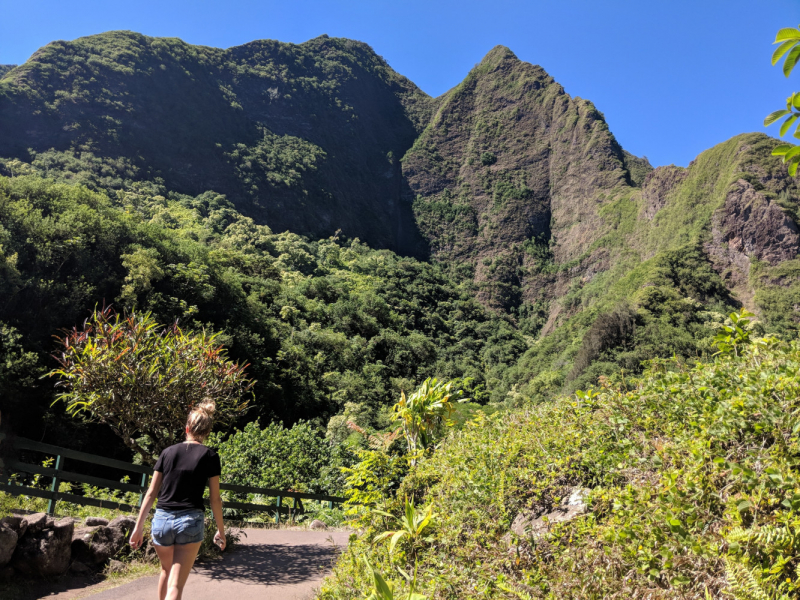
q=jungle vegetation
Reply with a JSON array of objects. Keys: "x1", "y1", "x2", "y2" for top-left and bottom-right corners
[{"x1": 1, "y1": 25, "x2": 800, "y2": 599}]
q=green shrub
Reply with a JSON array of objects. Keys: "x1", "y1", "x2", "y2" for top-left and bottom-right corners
[
  {"x1": 319, "y1": 334, "x2": 800, "y2": 599},
  {"x1": 208, "y1": 420, "x2": 350, "y2": 495},
  {"x1": 480, "y1": 152, "x2": 497, "y2": 166}
]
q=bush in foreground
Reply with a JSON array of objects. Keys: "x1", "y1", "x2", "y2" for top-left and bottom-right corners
[{"x1": 319, "y1": 335, "x2": 800, "y2": 599}]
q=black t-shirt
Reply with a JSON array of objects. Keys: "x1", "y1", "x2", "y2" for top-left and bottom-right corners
[{"x1": 153, "y1": 443, "x2": 222, "y2": 511}]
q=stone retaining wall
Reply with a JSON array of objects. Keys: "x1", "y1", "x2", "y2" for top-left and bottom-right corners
[{"x1": 0, "y1": 512, "x2": 137, "y2": 580}]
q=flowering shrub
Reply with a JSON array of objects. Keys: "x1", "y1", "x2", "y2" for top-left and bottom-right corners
[{"x1": 49, "y1": 306, "x2": 253, "y2": 463}]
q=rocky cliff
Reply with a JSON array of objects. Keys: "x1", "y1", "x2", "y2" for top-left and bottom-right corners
[{"x1": 403, "y1": 46, "x2": 642, "y2": 309}]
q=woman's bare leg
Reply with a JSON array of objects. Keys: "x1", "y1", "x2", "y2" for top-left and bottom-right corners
[
  {"x1": 165, "y1": 541, "x2": 203, "y2": 600},
  {"x1": 154, "y1": 545, "x2": 174, "y2": 600}
]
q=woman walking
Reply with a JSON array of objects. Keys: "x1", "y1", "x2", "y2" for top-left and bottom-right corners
[{"x1": 130, "y1": 401, "x2": 226, "y2": 600}]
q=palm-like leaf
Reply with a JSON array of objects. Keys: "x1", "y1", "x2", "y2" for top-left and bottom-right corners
[
  {"x1": 362, "y1": 557, "x2": 428, "y2": 600},
  {"x1": 767, "y1": 25, "x2": 800, "y2": 172},
  {"x1": 392, "y1": 378, "x2": 468, "y2": 461},
  {"x1": 373, "y1": 498, "x2": 435, "y2": 557}
]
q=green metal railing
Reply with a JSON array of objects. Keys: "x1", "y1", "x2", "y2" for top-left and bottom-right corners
[{"x1": 1, "y1": 437, "x2": 345, "y2": 521}]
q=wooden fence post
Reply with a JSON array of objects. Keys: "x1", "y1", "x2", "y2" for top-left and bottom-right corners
[
  {"x1": 47, "y1": 454, "x2": 63, "y2": 516},
  {"x1": 137, "y1": 473, "x2": 149, "y2": 508},
  {"x1": 274, "y1": 496, "x2": 281, "y2": 525},
  {"x1": 0, "y1": 431, "x2": 7, "y2": 488}
]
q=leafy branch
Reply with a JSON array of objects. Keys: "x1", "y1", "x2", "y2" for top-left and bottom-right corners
[{"x1": 765, "y1": 26, "x2": 800, "y2": 174}]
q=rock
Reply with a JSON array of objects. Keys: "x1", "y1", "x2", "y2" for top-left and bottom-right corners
[
  {"x1": 0, "y1": 516, "x2": 27, "y2": 540},
  {"x1": 71, "y1": 526, "x2": 101, "y2": 564},
  {"x1": 705, "y1": 179, "x2": 800, "y2": 307},
  {"x1": 510, "y1": 488, "x2": 590, "y2": 540},
  {"x1": 0, "y1": 565, "x2": 14, "y2": 581},
  {"x1": 716, "y1": 180, "x2": 800, "y2": 266},
  {"x1": 85, "y1": 517, "x2": 109, "y2": 527},
  {"x1": 72, "y1": 525, "x2": 102, "y2": 540},
  {"x1": 11, "y1": 517, "x2": 74, "y2": 576},
  {"x1": 309, "y1": 519, "x2": 327, "y2": 530},
  {"x1": 106, "y1": 559, "x2": 125, "y2": 574},
  {"x1": 93, "y1": 525, "x2": 127, "y2": 561},
  {"x1": 641, "y1": 165, "x2": 687, "y2": 220},
  {"x1": 107, "y1": 516, "x2": 136, "y2": 534},
  {"x1": 0, "y1": 525, "x2": 18, "y2": 568},
  {"x1": 71, "y1": 525, "x2": 126, "y2": 565},
  {"x1": 52, "y1": 518, "x2": 75, "y2": 537},
  {"x1": 24, "y1": 512, "x2": 47, "y2": 535},
  {"x1": 69, "y1": 559, "x2": 92, "y2": 574}
]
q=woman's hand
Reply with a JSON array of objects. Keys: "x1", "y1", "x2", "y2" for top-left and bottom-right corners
[
  {"x1": 129, "y1": 526, "x2": 144, "y2": 550},
  {"x1": 214, "y1": 530, "x2": 226, "y2": 551}
]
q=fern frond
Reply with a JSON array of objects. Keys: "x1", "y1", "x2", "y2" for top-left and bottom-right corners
[
  {"x1": 496, "y1": 581, "x2": 535, "y2": 600},
  {"x1": 726, "y1": 525, "x2": 797, "y2": 552},
  {"x1": 346, "y1": 421, "x2": 401, "y2": 451},
  {"x1": 724, "y1": 556, "x2": 771, "y2": 600}
]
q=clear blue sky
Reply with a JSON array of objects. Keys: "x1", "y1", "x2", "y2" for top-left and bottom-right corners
[{"x1": 2, "y1": 0, "x2": 799, "y2": 167}]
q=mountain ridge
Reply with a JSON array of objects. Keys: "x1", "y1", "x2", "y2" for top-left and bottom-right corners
[
  {"x1": 0, "y1": 31, "x2": 798, "y2": 402},
  {"x1": 0, "y1": 31, "x2": 433, "y2": 255}
]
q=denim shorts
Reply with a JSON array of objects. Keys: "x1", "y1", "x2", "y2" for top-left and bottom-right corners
[{"x1": 151, "y1": 508, "x2": 205, "y2": 546}]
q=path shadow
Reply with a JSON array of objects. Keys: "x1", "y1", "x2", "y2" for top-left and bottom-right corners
[
  {"x1": 195, "y1": 542, "x2": 342, "y2": 586},
  {"x1": 6, "y1": 572, "x2": 103, "y2": 600}
]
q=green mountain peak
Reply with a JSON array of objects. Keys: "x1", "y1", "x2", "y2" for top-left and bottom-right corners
[{"x1": 479, "y1": 44, "x2": 518, "y2": 65}]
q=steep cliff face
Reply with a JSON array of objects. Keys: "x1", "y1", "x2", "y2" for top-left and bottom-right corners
[
  {"x1": 0, "y1": 31, "x2": 433, "y2": 254},
  {"x1": 641, "y1": 166, "x2": 687, "y2": 220},
  {"x1": 402, "y1": 46, "x2": 645, "y2": 309}
]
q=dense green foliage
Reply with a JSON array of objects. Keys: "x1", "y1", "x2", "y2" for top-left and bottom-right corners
[
  {"x1": 498, "y1": 132, "x2": 800, "y2": 403},
  {"x1": 2, "y1": 35, "x2": 799, "y2": 446},
  {"x1": 500, "y1": 243, "x2": 738, "y2": 403},
  {"x1": 320, "y1": 332, "x2": 800, "y2": 599},
  {"x1": 0, "y1": 31, "x2": 432, "y2": 252},
  {"x1": 1, "y1": 134, "x2": 797, "y2": 465},
  {"x1": 207, "y1": 420, "x2": 351, "y2": 495},
  {"x1": 0, "y1": 171, "x2": 524, "y2": 448}
]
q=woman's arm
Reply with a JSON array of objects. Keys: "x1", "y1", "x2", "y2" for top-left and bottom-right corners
[
  {"x1": 208, "y1": 476, "x2": 226, "y2": 550},
  {"x1": 129, "y1": 471, "x2": 163, "y2": 549}
]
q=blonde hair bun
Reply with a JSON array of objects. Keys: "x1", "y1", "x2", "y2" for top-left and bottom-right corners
[
  {"x1": 197, "y1": 399, "x2": 216, "y2": 416},
  {"x1": 186, "y1": 398, "x2": 216, "y2": 441}
]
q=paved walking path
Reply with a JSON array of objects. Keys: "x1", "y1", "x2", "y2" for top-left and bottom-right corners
[{"x1": 85, "y1": 529, "x2": 349, "y2": 600}]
